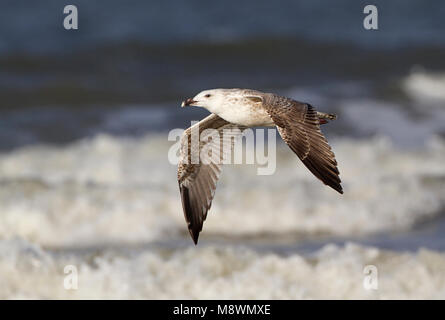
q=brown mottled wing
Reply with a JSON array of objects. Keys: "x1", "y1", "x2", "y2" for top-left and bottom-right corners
[
  {"x1": 263, "y1": 95, "x2": 343, "y2": 194},
  {"x1": 178, "y1": 114, "x2": 247, "y2": 244}
]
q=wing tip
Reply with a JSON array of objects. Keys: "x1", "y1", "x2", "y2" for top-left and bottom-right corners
[
  {"x1": 324, "y1": 179, "x2": 343, "y2": 194},
  {"x1": 180, "y1": 184, "x2": 203, "y2": 245},
  {"x1": 334, "y1": 185, "x2": 344, "y2": 194},
  {"x1": 327, "y1": 177, "x2": 343, "y2": 194},
  {"x1": 189, "y1": 229, "x2": 200, "y2": 245}
]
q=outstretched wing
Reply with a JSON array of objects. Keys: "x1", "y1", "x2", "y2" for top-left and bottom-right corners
[
  {"x1": 178, "y1": 114, "x2": 247, "y2": 244},
  {"x1": 263, "y1": 95, "x2": 343, "y2": 194}
]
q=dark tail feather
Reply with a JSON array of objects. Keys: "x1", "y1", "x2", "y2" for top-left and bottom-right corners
[{"x1": 317, "y1": 112, "x2": 337, "y2": 125}]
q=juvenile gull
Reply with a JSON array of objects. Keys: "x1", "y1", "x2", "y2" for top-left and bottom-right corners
[{"x1": 178, "y1": 88, "x2": 342, "y2": 244}]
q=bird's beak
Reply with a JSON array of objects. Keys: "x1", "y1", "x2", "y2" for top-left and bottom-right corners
[{"x1": 181, "y1": 98, "x2": 197, "y2": 107}]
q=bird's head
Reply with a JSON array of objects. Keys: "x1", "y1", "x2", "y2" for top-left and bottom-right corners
[{"x1": 181, "y1": 89, "x2": 232, "y2": 113}]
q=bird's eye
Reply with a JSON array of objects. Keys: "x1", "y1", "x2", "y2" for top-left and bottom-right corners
[{"x1": 204, "y1": 94, "x2": 211, "y2": 98}]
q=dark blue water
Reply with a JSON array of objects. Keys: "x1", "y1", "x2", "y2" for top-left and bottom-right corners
[
  {"x1": 0, "y1": 1, "x2": 444, "y2": 149},
  {"x1": 1, "y1": 0, "x2": 444, "y2": 54}
]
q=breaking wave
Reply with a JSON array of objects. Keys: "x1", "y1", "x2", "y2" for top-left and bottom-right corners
[
  {"x1": 402, "y1": 69, "x2": 445, "y2": 104},
  {"x1": 0, "y1": 133, "x2": 444, "y2": 246},
  {"x1": 1, "y1": 239, "x2": 445, "y2": 299}
]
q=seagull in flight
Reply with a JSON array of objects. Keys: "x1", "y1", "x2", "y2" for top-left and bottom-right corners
[{"x1": 178, "y1": 89, "x2": 342, "y2": 244}]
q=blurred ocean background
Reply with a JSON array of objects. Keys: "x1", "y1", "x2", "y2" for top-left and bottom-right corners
[{"x1": 1, "y1": 0, "x2": 445, "y2": 299}]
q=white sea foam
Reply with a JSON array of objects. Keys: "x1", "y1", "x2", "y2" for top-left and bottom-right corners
[
  {"x1": 1, "y1": 238, "x2": 445, "y2": 299},
  {"x1": 403, "y1": 69, "x2": 445, "y2": 104},
  {"x1": 339, "y1": 98, "x2": 445, "y2": 146},
  {"x1": 0, "y1": 134, "x2": 444, "y2": 246}
]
